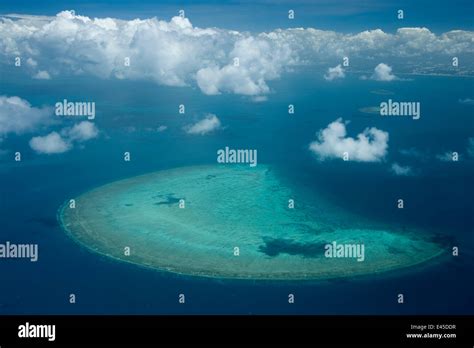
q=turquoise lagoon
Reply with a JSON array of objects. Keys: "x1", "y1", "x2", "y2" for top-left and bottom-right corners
[{"x1": 59, "y1": 165, "x2": 445, "y2": 280}]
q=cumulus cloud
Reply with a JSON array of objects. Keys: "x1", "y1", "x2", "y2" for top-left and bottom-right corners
[
  {"x1": 0, "y1": 95, "x2": 97, "y2": 154},
  {"x1": 0, "y1": 12, "x2": 472, "y2": 95},
  {"x1": 30, "y1": 121, "x2": 98, "y2": 154},
  {"x1": 196, "y1": 65, "x2": 270, "y2": 95},
  {"x1": 157, "y1": 125, "x2": 167, "y2": 132},
  {"x1": 371, "y1": 63, "x2": 397, "y2": 81},
  {"x1": 0, "y1": 95, "x2": 52, "y2": 137},
  {"x1": 0, "y1": 12, "x2": 294, "y2": 96},
  {"x1": 29, "y1": 131, "x2": 71, "y2": 154},
  {"x1": 390, "y1": 163, "x2": 414, "y2": 176},
  {"x1": 185, "y1": 114, "x2": 221, "y2": 135},
  {"x1": 63, "y1": 121, "x2": 99, "y2": 142},
  {"x1": 309, "y1": 118, "x2": 389, "y2": 162},
  {"x1": 324, "y1": 64, "x2": 345, "y2": 81},
  {"x1": 33, "y1": 70, "x2": 51, "y2": 80},
  {"x1": 26, "y1": 58, "x2": 37, "y2": 67}
]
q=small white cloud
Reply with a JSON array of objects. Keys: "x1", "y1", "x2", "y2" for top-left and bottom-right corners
[
  {"x1": 0, "y1": 95, "x2": 53, "y2": 136},
  {"x1": 436, "y1": 151, "x2": 457, "y2": 162},
  {"x1": 185, "y1": 113, "x2": 221, "y2": 135},
  {"x1": 157, "y1": 125, "x2": 167, "y2": 132},
  {"x1": 251, "y1": 95, "x2": 268, "y2": 103},
  {"x1": 30, "y1": 121, "x2": 99, "y2": 155},
  {"x1": 399, "y1": 147, "x2": 425, "y2": 158},
  {"x1": 309, "y1": 118, "x2": 389, "y2": 162},
  {"x1": 63, "y1": 121, "x2": 99, "y2": 142},
  {"x1": 26, "y1": 58, "x2": 37, "y2": 67},
  {"x1": 29, "y1": 131, "x2": 70, "y2": 154},
  {"x1": 459, "y1": 98, "x2": 474, "y2": 105},
  {"x1": 390, "y1": 163, "x2": 414, "y2": 176},
  {"x1": 324, "y1": 64, "x2": 345, "y2": 81},
  {"x1": 33, "y1": 70, "x2": 51, "y2": 80},
  {"x1": 371, "y1": 63, "x2": 397, "y2": 81}
]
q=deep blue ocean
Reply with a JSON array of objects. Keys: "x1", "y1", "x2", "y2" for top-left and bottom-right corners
[{"x1": 0, "y1": 66, "x2": 473, "y2": 314}]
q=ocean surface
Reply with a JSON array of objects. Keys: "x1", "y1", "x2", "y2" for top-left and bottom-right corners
[{"x1": 0, "y1": 66, "x2": 473, "y2": 314}]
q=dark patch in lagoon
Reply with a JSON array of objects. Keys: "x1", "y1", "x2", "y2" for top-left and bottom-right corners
[
  {"x1": 124, "y1": 203, "x2": 133, "y2": 207},
  {"x1": 387, "y1": 246, "x2": 404, "y2": 255},
  {"x1": 259, "y1": 237, "x2": 327, "y2": 258},
  {"x1": 281, "y1": 222, "x2": 334, "y2": 235},
  {"x1": 430, "y1": 233, "x2": 455, "y2": 247},
  {"x1": 154, "y1": 194, "x2": 183, "y2": 206}
]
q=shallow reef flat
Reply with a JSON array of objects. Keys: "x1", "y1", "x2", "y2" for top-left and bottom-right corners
[{"x1": 59, "y1": 165, "x2": 445, "y2": 280}]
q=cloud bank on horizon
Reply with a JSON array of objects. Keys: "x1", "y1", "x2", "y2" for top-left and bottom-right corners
[{"x1": 1, "y1": 11, "x2": 473, "y2": 96}]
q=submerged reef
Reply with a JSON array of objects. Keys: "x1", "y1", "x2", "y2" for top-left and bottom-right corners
[{"x1": 59, "y1": 165, "x2": 445, "y2": 280}]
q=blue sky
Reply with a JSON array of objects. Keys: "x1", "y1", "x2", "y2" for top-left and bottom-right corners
[{"x1": 0, "y1": 0, "x2": 473, "y2": 33}]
